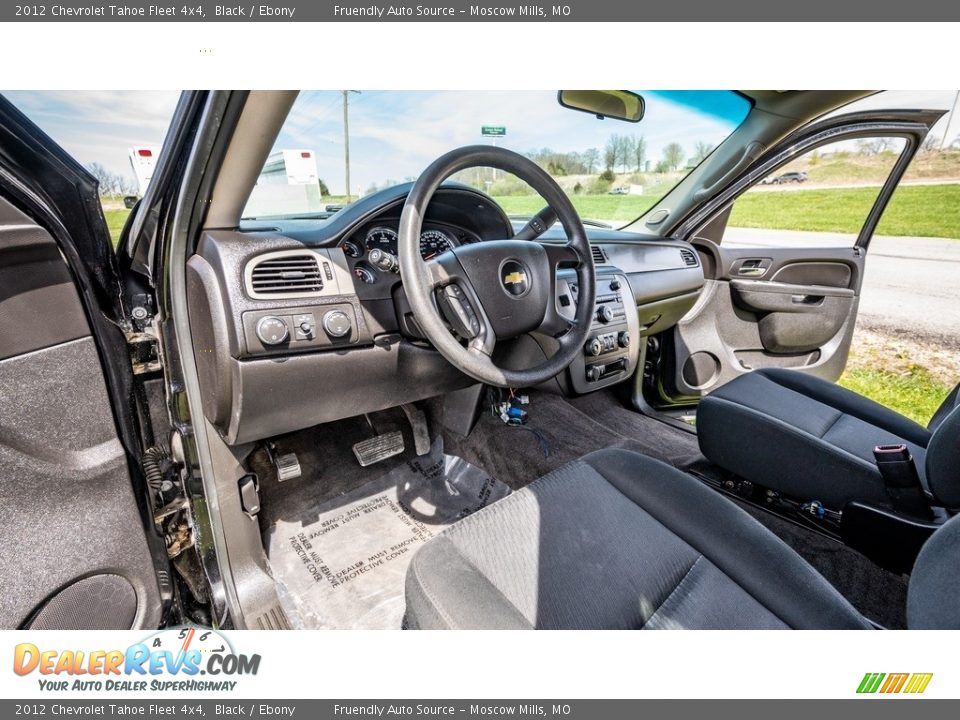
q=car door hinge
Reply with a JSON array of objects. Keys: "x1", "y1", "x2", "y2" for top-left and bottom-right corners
[
  {"x1": 127, "y1": 329, "x2": 162, "y2": 375},
  {"x1": 154, "y1": 496, "x2": 196, "y2": 559}
]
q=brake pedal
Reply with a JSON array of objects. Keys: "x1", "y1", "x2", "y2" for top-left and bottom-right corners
[
  {"x1": 352, "y1": 430, "x2": 405, "y2": 467},
  {"x1": 266, "y1": 442, "x2": 301, "y2": 482}
]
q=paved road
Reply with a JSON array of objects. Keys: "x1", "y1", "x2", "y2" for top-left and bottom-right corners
[
  {"x1": 723, "y1": 227, "x2": 960, "y2": 344},
  {"x1": 750, "y1": 178, "x2": 960, "y2": 192}
]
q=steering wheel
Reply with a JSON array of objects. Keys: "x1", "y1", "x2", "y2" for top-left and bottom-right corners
[{"x1": 398, "y1": 146, "x2": 596, "y2": 387}]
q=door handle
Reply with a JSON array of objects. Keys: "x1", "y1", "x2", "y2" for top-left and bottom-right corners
[{"x1": 738, "y1": 267, "x2": 766, "y2": 277}]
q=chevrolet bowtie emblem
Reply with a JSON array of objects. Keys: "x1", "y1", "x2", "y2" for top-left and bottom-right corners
[{"x1": 503, "y1": 271, "x2": 527, "y2": 285}]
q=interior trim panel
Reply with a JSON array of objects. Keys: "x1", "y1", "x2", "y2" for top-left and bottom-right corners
[{"x1": 191, "y1": 188, "x2": 706, "y2": 445}]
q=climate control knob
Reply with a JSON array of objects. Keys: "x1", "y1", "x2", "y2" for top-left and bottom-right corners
[
  {"x1": 596, "y1": 305, "x2": 615, "y2": 323},
  {"x1": 322, "y1": 310, "x2": 352, "y2": 338},
  {"x1": 618, "y1": 331, "x2": 631, "y2": 348},
  {"x1": 585, "y1": 337, "x2": 603, "y2": 357},
  {"x1": 256, "y1": 316, "x2": 289, "y2": 346}
]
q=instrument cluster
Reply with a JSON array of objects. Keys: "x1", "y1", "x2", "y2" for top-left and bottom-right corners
[{"x1": 340, "y1": 222, "x2": 478, "y2": 284}]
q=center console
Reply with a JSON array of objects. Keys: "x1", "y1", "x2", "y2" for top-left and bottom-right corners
[{"x1": 557, "y1": 268, "x2": 641, "y2": 393}]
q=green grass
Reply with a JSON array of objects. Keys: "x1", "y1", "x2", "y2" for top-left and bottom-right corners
[
  {"x1": 731, "y1": 184, "x2": 960, "y2": 239},
  {"x1": 493, "y1": 194, "x2": 658, "y2": 224},
  {"x1": 838, "y1": 367, "x2": 952, "y2": 425},
  {"x1": 102, "y1": 181, "x2": 960, "y2": 247},
  {"x1": 104, "y1": 208, "x2": 130, "y2": 247}
]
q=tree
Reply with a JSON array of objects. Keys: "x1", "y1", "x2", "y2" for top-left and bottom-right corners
[
  {"x1": 618, "y1": 136, "x2": 635, "y2": 173},
  {"x1": 86, "y1": 162, "x2": 115, "y2": 195},
  {"x1": 920, "y1": 135, "x2": 942, "y2": 153},
  {"x1": 662, "y1": 142, "x2": 685, "y2": 171},
  {"x1": 856, "y1": 138, "x2": 896, "y2": 155},
  {"x1": 633, "y1": 136, "x2": 647, "y2": 172},
  {"x1": 117, "y1": 175, "x2": 136, "y2": 195},
  {"x1": 691, "y1": 141, "x2": 714, "y2": 164},
  {"x1": 603, "y1": 135, "x2": 618, "y2": 172},
  {"x1": 526, "y1": 147, "x2": 587, "y2": 176},
  {"x1": 583, "y1": 147, "x2": 600, "y2": 174}
]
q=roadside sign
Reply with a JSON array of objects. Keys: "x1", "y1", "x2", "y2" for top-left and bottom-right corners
[{"x1": 481, "y1": 125, "x2": 506, "y2": 137}]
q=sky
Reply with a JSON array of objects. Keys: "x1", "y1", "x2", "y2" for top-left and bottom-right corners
[
  {"x1": 274, "y1": 90, "x2": 750, "y2": 195},
  {"x1": 1, "y1": 90, "x2": 957, "y2": 195},
  {"x1": 3, "y1": 90, "x2": 180, "y2": 182}
]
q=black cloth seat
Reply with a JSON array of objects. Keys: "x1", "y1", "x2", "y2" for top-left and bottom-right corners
[
  {"x1": 404, "y1": 450, "x2": 872, "y2": 630},
  {"x1": 696, "y1": 368, "x2": 960, "y2": 512}
]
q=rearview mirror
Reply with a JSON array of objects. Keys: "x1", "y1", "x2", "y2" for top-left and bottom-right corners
[{"x1": 557, "y1": 90, "x2": 645, "y2": 123}]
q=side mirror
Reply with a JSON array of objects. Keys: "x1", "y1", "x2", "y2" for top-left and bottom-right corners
[{"x1": 557, "y1": 90, "x2": 645, "y2": 123}]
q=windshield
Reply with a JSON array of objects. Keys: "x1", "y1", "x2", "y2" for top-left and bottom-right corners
[{"x1": 242, "y1": 90, "x2": 751, "y2": 228}]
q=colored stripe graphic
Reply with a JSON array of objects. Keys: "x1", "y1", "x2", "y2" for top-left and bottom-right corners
[
  {"x1": 857, "y1": 672, "x2": 932, "y2": 694},
  {"x1": 880, "y1": 673, "x2": 909, "y2": 693},
  {"x1": 857, "y1": 673, "x2": 885, "y2": 693},
  {"x1": 904, "y1": 674, "x2": 933, "y2": 694}
]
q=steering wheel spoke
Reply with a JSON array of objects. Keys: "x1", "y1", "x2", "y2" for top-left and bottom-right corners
[
  {"x1": 435, "y1": 281, "x2": 495, "y2": 353},
  {"x1": 534, "y1": 241, "x2": 584, "y2": 337},
  {"x1": 425, "y1": 253, "x2": 459, "y2": 289},
  {"x1": 541, "y1": 241, "x2": 584, "y2": 269}
]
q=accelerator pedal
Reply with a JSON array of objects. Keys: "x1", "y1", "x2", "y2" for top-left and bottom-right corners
[
  {"x1": 352, "y1": 430, "x2": 405, "y2": 467},
  {"x1": 400, "y1": 402, "x2": 431, "y2": 456}
]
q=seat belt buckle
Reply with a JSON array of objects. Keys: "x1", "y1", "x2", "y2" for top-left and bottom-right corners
[
  {"x1": 873, "y1": 444, "x2": 920, "y2": 488},
  {"x1": 873, "y1": 444, "x2": 932, "y2": 518}
]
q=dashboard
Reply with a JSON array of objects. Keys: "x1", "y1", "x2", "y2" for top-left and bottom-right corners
[{"x1": 187, "y1": 182, "x2": 704, "y2": 445}]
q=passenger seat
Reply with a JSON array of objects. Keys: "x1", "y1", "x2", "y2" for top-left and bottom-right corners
[{"x1": 696, "y1": 369, "x2": 960, "y2": 513}]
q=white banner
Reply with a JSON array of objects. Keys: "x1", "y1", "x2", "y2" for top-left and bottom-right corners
[{"x1": 2, "y1": 629, "x2": 952, "y2": 699}]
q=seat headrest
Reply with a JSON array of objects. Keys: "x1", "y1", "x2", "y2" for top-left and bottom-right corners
[
  {"x1": 929, "y1": 382, "x2": 960, "y2": 433},
  {"x1": 926, "y1": 405, "x2": 960, "y2": 508},
  {"x1": 907, "y1": 511, "x2": 960, "y2": 628}
]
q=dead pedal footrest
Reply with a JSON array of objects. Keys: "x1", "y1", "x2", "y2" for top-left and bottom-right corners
[{"x1": 352, "y1": 430, "x2": 405, "y2": 467}]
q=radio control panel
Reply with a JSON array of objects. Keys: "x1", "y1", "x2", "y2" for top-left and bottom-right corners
[{"x1": 557, "y1": 269, "x2": 640, "y2": 393}]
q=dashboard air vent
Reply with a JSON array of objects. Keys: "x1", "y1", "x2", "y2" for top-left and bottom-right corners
[
  {"x1": 249, "y1": 254, "x2": 323, "y2": 296},
  {"x1": 680, "y1": 248, "x2": 698, "y2": 267},
  {"x1": 591, "y1": 246, "x2": 606, "y2": 264}
]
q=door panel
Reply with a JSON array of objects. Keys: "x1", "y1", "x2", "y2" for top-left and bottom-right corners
[
  {"x1": 730, "y1": 279, "x2": 855, "y2": 353},
  {"x1": 652, "y1": 114, "x2": 940, "y2": 408},
  {"x1": 664, "y1": 240, "x2": 865, "y2": 398},
  {"x1": 0, "y1": 197, "x2": 162, "y2": 629}
]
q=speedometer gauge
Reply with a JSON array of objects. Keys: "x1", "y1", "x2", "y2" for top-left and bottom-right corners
[
  {"x1": 364, "y1": 226, "x2": 398, "y2": 255},
  {"x1": 419, "y1": 229, "x2": 454, "y2": 260}
]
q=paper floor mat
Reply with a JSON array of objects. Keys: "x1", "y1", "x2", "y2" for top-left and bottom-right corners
[{"x1": 265, "y1": 437, "x2": 510, "y2": 629}]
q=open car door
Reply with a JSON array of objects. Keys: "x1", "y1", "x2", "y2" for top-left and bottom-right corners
[
  {"x1": 644, "y1": 109, "x2": 944, "y2": 412},
  {"x1": 0, "y1": 95, "x2": 170, "y2": 629}
]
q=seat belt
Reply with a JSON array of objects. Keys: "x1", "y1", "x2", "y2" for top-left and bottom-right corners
[{"x1": 873, "y1": 444, "x2": 933, "y2": 518}]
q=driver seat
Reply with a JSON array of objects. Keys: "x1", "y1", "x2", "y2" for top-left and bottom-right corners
[{"x1": 403, "y1": 449, "x2": 959, "y2": 629}]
